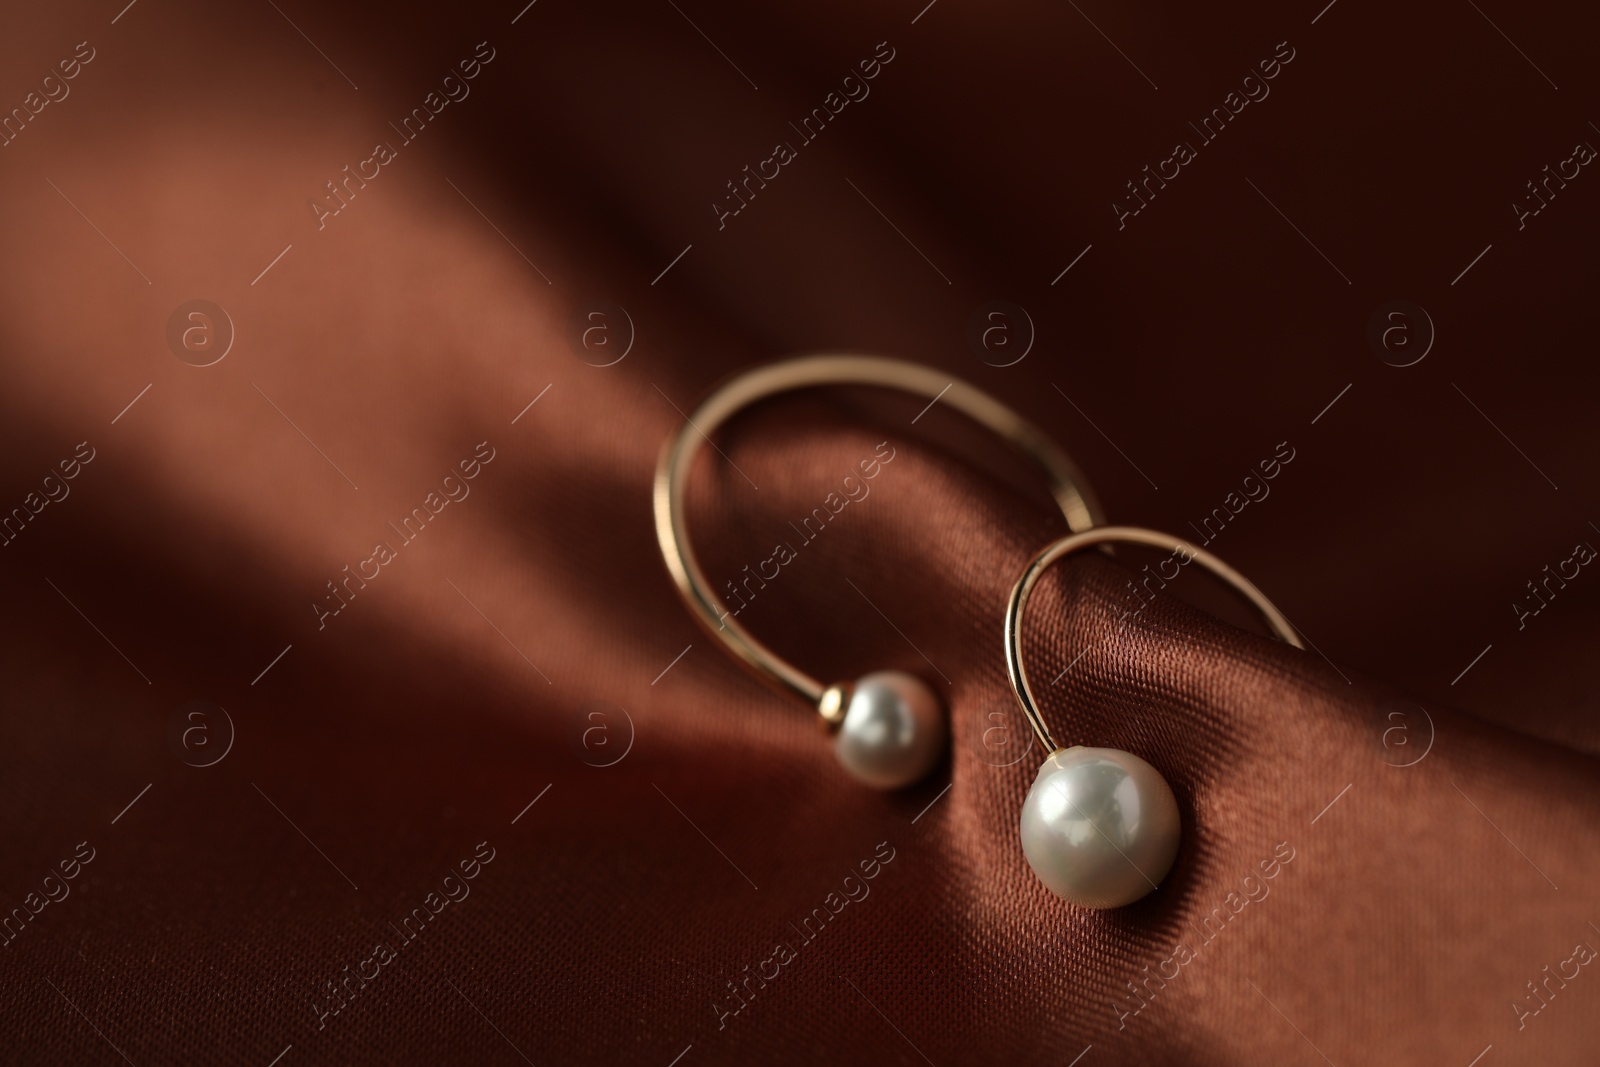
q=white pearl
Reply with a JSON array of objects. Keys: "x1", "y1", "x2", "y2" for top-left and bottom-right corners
[
  {"x1": 1019, "y1": 746, "x2": 1181, "y2": 908},
  {"x1": 834, "y1": 671, "x2": 945, "y2": 789}
]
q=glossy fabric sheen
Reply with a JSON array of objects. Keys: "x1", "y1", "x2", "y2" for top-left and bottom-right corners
[{"x1": 0, "y1": 0, "x2": 1597, "y2": 1064}]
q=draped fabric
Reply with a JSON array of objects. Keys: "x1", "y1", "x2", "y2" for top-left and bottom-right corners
[{"x1": 2, "y1": 0, "x2": 1596, "y2": 1062}]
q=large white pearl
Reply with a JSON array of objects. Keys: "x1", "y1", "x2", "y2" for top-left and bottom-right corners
[
  {"x1": 834, "y1": 671, "x2": 945, "y2": 789},
  {"x1": 1019, "y1": 746, "x2": 1181, "y2": 908}
]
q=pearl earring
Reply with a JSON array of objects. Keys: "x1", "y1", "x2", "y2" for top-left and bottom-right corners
[
  {"x1": 654, "y1": 355, "x2": 1106, "y2": 789},
  {"x1": 1002, "y1": 525, "x2": 1305, "y2": 908}
]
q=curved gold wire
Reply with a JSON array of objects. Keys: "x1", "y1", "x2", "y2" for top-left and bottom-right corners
[
  {"x1": 1004, "y1": 525, "x2": 1306, "y2": 752},
  {"x1": 654, "y1": 354, "x2": 1107, "y2": 708}
]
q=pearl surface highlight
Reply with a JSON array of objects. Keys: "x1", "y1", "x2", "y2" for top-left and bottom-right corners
[
  {"x1": 1019, "y1": 746, "x2": 1180, "y2": 908},
  {"x1": 833, "y1": 671, "x2": 945, "y2": 789}
]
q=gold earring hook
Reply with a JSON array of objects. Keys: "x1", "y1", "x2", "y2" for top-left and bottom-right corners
[
  {"x1": 654, "y1": 354, "x2": 1107, "y2": 711},
  {"x1": 1004, "y1": 525, "x2": 1306, "y2": 752}
]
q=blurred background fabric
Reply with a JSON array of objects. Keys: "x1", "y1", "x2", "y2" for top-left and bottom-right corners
[{"x1": 2, "y1": 0, "x2": 1598, "y2": 1063}]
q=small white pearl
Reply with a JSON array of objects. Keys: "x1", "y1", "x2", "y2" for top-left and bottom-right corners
[
  {"x1": 1019, "y1": 746, "x2": 1181, "y2": 908},
  {"x1": 834, "y1": 671, "x2": 945, "y2": 789}
]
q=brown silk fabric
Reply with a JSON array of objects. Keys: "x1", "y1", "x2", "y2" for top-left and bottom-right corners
[{"x1": 2, "y1": 0, "x2": 1598, "y2": 1063}]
